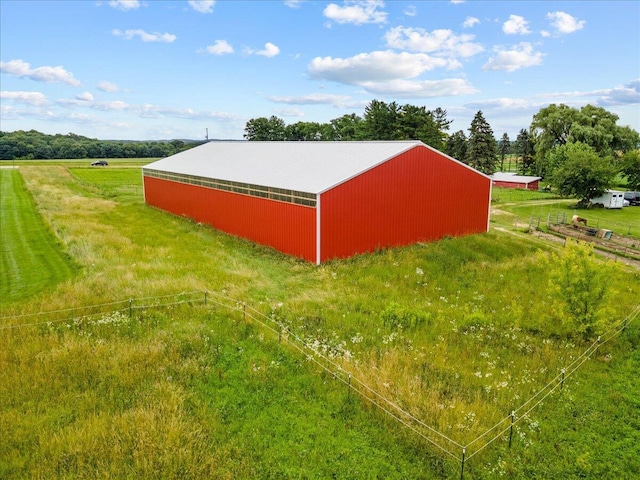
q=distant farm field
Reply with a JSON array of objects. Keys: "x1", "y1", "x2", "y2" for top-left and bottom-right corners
[
  {"x1": 1, "y1": 166, "x2": 639, "y2": 479},
  {"x1": 0, "y1": 168, "x2": 76, "y2": 305}
]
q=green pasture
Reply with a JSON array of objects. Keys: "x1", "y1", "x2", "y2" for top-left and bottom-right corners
[
  {"x1": 1, "y1": 165, "x2": 639, "y2": 479},
  {"x1": 0, "y1": 158, "x2": 153, "y2": 168},
  {"x1": 68, "y1": 167, "x2": 144, "y2": 201},
  {"x1": 69, "y1": 167, "x2": 143, "y2": 185},
  {"x1": 491, "y1": 187, "x2": 640, "y2": 238},
  {"x1": 0, "y1": 169, "x2": 76, "y2": 305}
]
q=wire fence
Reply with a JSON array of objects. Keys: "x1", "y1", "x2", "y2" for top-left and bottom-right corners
[
  {"x1": 521, "y1": 210, "x2": 639, "y2": 238},
  {"x1": 2, "y1": 291, "x2": 638, "y2": 478}
]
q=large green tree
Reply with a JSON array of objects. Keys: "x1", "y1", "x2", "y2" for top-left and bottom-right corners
[
  {"x1": 244, "y1": 116, "x2": 286, "y2": 141},
  {"x1": 549, "y1": 142, "x2": 616, "y2": 206},
  {"x1": 329, "y1": 114, "x2": 364, "y2": 140},
  {"x1": 466, "y1": 111, "x2": 497, "y2": 175},
  {"x1": 530, "y1": 103, "x2": 639, "y2": 177},
  {"x1": 621, "y1": 150, "x2": 640, "y2": 191}
]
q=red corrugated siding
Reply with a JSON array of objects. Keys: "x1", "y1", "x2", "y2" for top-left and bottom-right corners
[
  {"x1": 143, "y1": 177, "x2": 316, "y2": 262},
  {"x1": 493, "y1": 180, "x2": 539, "y2": 190},
  {"x1": 320, "y1": 146, "x2": 490, "y2": 262}
]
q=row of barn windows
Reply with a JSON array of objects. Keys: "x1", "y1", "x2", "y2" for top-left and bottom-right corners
[{"x1": 143, "y1": 169, "x2": 317, "y2": 207}]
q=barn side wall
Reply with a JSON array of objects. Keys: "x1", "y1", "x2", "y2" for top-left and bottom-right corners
[
  {"x1": 319, "y1": 146, "x2": 491, "y2": 262},
  {"x1": 493, "y1": 180, "x2": 539, "y2": 190},
  {"x1": 143, "y1": 177, "x2": 317, "y2": 262}
]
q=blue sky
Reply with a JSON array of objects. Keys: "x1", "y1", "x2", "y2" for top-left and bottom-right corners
[{"x1": 1, "y1": 0, "x2": 638, "y2": 141}]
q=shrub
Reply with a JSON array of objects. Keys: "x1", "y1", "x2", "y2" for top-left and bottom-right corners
[
  {"x1": 380, "y1": 302, "x2": 430, "y2": 330},
  {"x1": 544, "y1": 240, "x2": 613, "y2": 340}
]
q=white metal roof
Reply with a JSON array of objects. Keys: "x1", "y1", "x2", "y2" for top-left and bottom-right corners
[
  {"x1": 491, "y1": 172, "x2": 541, "y2": 183},
  {"x1": 143, "y1": 140, "x2": 430, "y2": 194}
]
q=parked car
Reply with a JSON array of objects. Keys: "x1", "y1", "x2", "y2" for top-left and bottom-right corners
[
  {"x1": 624, "y1": 191, "x2": 640, "y2": 206},
  {"x1": 91, "y1": 160, "x2": 108, "y2": 166}
]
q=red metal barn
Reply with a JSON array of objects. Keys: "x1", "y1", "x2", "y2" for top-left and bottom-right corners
[
  {"x1": 143, "y1": 141, "x2": 491, "y2": 264},
  {"x1": 491, "y1": 172, "x2": 541, "y2": 190}
]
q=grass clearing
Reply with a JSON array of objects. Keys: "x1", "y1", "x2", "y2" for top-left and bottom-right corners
[
  {"x1": 2, "y1": 167, "x2": 639, "y2": 478},
  {"x1": 0, "y1": 168, "x2": 77, "y2": 305}
]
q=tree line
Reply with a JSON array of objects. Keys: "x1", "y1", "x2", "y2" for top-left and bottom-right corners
[
  {"x1": 0, "y1": 130, "x2": 203, "y2": 161},
  {"x1": 245, "y1": 100, "x2": 640, "y2": 204}
]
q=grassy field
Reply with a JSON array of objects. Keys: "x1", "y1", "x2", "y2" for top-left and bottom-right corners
[
  {"x1": 0, "y1": 168, "x2": 76, "y2": 304},
  {"x1": 491, "y1": 186, "x2": 640, "y2": 238},
  {"x1": 1, "y1": 167, "x2": 639, "y2": 479}
]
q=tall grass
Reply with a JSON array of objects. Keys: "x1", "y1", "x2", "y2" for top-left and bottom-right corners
[{"x1": 2, "y1": 165, "x2": 639, "y2": 478}]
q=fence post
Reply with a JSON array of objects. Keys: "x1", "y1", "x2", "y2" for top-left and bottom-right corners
[
  {"x1": 508, "y1": 411, "x2": 515, "y2": 448},
  {"x1": 560, "y1": 368, "x2": 566, "y2": 391},
  {"x1": 129, "y1": 298, "x2": 133, "y2": 318},
  {"x1": 243, "y1": 302, "x2": 246, "y2": 321},
  {"x1": 204, "y1": 290, "x2": 208, "y2": 305},
  {"x1": 460, "y1": 447, "x2": 466, "y2": 480}
]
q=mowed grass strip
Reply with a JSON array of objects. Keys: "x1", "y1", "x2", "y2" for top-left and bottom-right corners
[{"x1": 0, "y1": 169, "x2": 76, "y2": 305}]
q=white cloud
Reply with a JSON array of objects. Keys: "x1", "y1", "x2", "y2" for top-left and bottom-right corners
[
  {"x1": 503, "y1": 15, "x2": 531, "y2": 35},
  {"x1": 544, "y1": 79, "x2": 640, "y2": 106},
  {"x1": 324, "y1": 1, "x2": 387, "y2": 25},
  {"x1": 188, "y1": 0, "x2": 215, "y2": 14},
  {"x1": 97, "y1": 80, "x2": 120, "y2": 92},
  {"x1": 76, "y1": 92, "x2": 94, "y2": 102},
  {"x1": 450, "y1": 0, "x2": 465, "y2": 4},
  {"x1": 307, "y1": 50, "x2": 476, "y2": 97},
  {"x1": 55, "y1": 94, "x2": 242, "y2": 123},
  {"x1": 482, "y1": 42, "x2": 544, "y2": 72},
  {"x1": 268, "y1": 93, "x2": 360, "y2": 108},
  {"x1": 112, "y1": 29, "x2": 176, "y2": 43},
  {"x1": 107, "y1": 0, "x2": 141, "y2": 11},
  {"x1": 308, "y1": 50, "x2": 458, "y2": 85},
  {"x1": 205, "y1": 40, "x2": 234, "y2": 55},
  {"x1": 245, "y1": 43, "x2": 280, "y2": 57},
  {"x1": 91, "y1": 100, "x2": 131, "y2": 111},
  {"x1": 0, "y1": 90, "x2": 48, "y2": 106},
  {"x1": 275, "y1": 107, "x2": 305, "y2": 117},
  {"x1": 462, "y1": 16, "x2": 479, "y2": 28},
  {"x1": 403, "y1": 5, "x2": 417, "y2": 17},
  {"x1": 546, "y1": 11, "x2": 585, "y2": 34},
  {"x1": 0, "y1": 59, "x2": 81, "y2": 86},
  {"x1": 464, "y1": 97, "x2": 544, "y2": 112},
  {"x1": 284, "y1": 0, "x2": 306, "y2": 8},
  {"x1": 359, "y1": 78, "x2": 478, "y2": 97},
  {"x1": 384, "y1": 26, "x2": 484, "y2": 58}
]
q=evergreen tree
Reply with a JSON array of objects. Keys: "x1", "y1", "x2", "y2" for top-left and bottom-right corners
[
  {"x1": 363, "y1": 100, "x2": 401, "y2": 140},
  {"x1": 466, "y1": 111, "x2": 497, "y2": 175},
  {"x1": 498, "y1": 132, "x2": 510, "y2": 171},
  {"x1": 514, "y1": 129, "x2": 535, "y2": 175},
  {"x1": 445, "y1": 130, "x2": 467, "y2": 162}
]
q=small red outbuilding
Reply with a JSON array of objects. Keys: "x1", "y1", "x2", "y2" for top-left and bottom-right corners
[
  {"x1": 491, "y1": 172, "x2": 541, "y2": 190},
  {"x1": 143, "y1": 141, "x2": 491, "y2": 264}
]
